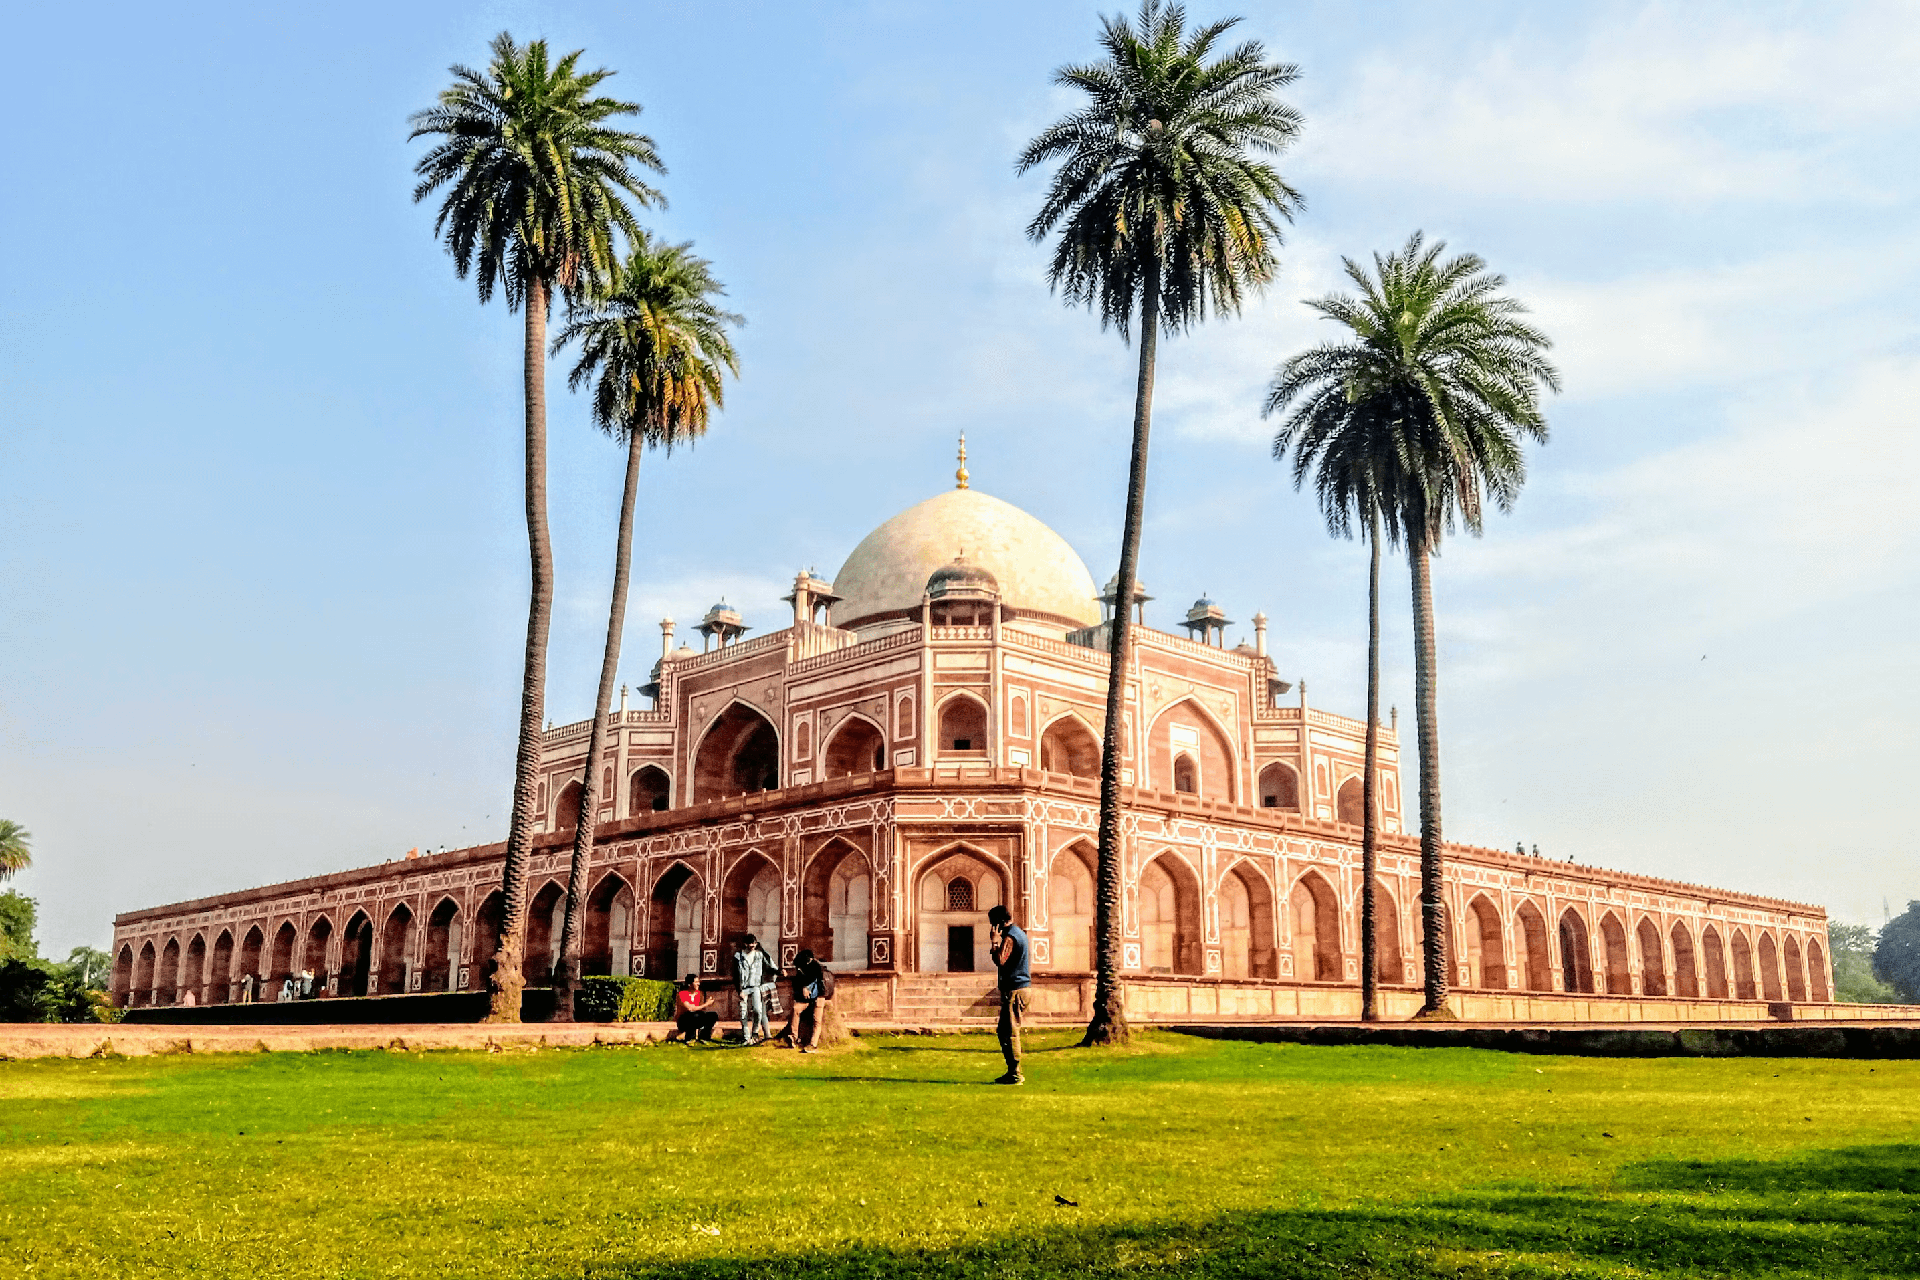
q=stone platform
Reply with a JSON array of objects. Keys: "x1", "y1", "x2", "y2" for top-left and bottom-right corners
[{"x1": 0, "y1": 1021, "x2": 678, "y2": 1060}]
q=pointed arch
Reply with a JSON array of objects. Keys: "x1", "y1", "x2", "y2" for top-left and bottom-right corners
[
  {"x1": 1702, "y1": 924, "x2": 1729, "y2": 997},
  {"x1": 553, "y1": 778, "x2": 584, "y2": 830},
  {"x1": 523, "y1": 880, "x2": 566, "y2": 984},
  {"x1": 936, "y1": 691, "x2": 990, "y2": 754},
  {"x1": 1598, "y1": 912, "x2": 1631, "y2": 994},
  {"x1": 629, "y1": 764, "x2": 671, "y2": 813},
  {"x1": 1372, "y1": 880, "x2": 1408, "y2": 985},
  {"x1": 1635, "y1": 917, "x2": 1667, "y2": 996},
  {"x1": 379, "y1": 903, "x2": 415, "y2": 994},
  {"x1": 1140, "y1": 852, "x2": 1205, "y2": 976},
  {"x1": 1220, "y1": 859, "x2": 1277, "y2": 980},
  {"x1": 721, "y1": 851, "x2": 783, "y2": 957},
  {"x1": 338, "y1": 912, "x2": 371, "y2": 998},
  {"x1": 1046, "y1": 842, "x2": 1097, "y2": 971},
  {"x1": 1784, "y1": 934, "x2": 1806, "y2": 1002},
  {"x1": 303, "y1": 915, "x2": 333, "y2": 994},
  {"x1": 693, "y1": 701, "x2": 780, "y2": 803},
  {"x1": 915, "y1": 844, "x2": 1006, "y2": 973},
  {"x1": 1148, "y1": 699, "x2": 1238, "y2": 803},
  {"x1": 112, "y1": 944, "x2": 134, "y2": 1007},
  {"x1": 803, "y1": 839, "x2": 871, "y2": 970},
  {"x1": 1258, "y1": 761, "x2": 1300, "y2": 811},
  {"x1": 822, "y1": 714, "x2": 887, "y2": 779},
  {"x1": 133, "y1": 940, "x2": 156, "y2": 1007},
  {"x1": 1757, "y1": 932, "x2": 1782, "y2": 1001},
  {"x1": 648, "y1": 861, "x2": 705, "y2": 981},
  {"x1": 1669, "y1": 920, "x2": 1699, "y2": 998},
  {"x1": 157, "y1": 937, "x2": 181, "y2": 1006},
  {"x1": 1287, "y1": 869, "x2": 1341, "y2": 982},
  {"x1": 424, "y1": 898, "x2": 462, "y2": 991},
  {"x1": 1730, "y1": 929, "x2": 1756, "y2": 999},
  {"x1": 1513, "y1": 900, "x2": 1551, "y2": 992},
  {"x1": 209, "y1": 930, "x2": 235, "y2": 1004},
  {"x1": 1039, "y1": 714, "x2": 1100, "y2": 779},
  {"x1": 270, "y1": 920, "x2": 298, "y2": 986},
  {"x1": 1336, "y1": 775, "x2": 1365, "y2": 827},
  {"x1": 466, "y1": 892, "x2": 503, "y2": 989},
  {"x1": 1807, "y1": 937, "x2": 1830, "y2": 1002},
  {"x1": 183, "y1": 933, "x2": 208, "y2": 1005},
  {"x1": 1464, "y1": 895, "x2": 1506, "y2": 989},
  {"x1": 238, "y1": 925, "x2": 266, "y2": 993},
  {"x1": 584, "y1": 873, "x2": 636, "y2": 977},
  {"x1": 1557, "y1": 908, "x2": 1594, "y2": 994}
]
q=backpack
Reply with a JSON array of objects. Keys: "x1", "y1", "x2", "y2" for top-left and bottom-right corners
[{"x1": 817, "y1": 967, "x2": 837, "y2": 999}]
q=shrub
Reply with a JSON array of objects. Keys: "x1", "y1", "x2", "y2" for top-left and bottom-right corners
[{"x1": 575, "y1": 976, "x2": 677, "y2": 1023}]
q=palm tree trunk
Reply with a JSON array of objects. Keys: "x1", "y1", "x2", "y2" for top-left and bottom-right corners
[
  {"x1": 551, "y1": 427, "x2": 644, "y2": 1022},
  {"x1": 487, "y1": 274, "x2": 555, "y2": 1023},
  {"x1": 1409, "y1": 527, "x2": 1451, "y2": 1017},
  {"x1": 1360, "y1": 508, "x2": 1380, "y2": 1022},
  {"x1": 1083, "y1": 274, "x2": 1159, "y2": 1048}
]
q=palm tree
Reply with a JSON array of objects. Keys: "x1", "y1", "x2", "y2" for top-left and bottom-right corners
[
  {"x1": 410, "y1": 32, "x2": 664, "y2": 1021},
  {"x1": 1019, "y1": 1, "x2": 1302, "y2": 1045},
  {"x1": 548, "y1": 234, "x2": 742, "y2": 1019},
  {"x1": 1265, "y1": 378, "x2": 1410, "y2": 1022},
  {"x1": 1273, "y1": 234, "x2": 1557, "y2": 1016},
  {"x1": 0, "y1": 819, "x2": 30, "y2": 880}
]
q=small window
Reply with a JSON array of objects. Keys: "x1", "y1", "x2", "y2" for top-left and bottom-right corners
[
  {"x1": 1173, "y1": 754, "x2": 1198, "y2": 795},
  {"x1": 896, "y1": 695, "x2": 914, "y2": 739},
  {"x1": 947, "y1": 878, "x2": 974, "y2": 912}
]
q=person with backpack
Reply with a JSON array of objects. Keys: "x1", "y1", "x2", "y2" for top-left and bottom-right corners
[
  {"x1": 787, "y1": 949, "x2": 834, "y2": 1053},
  {"x1": 732, "y1": 934, "x2": 773, "y2": 1045}
]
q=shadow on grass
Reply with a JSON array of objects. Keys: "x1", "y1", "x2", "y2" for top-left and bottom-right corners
[{"x1": 575, "y1": 1144, "x2": 1920, "y2": 1278}]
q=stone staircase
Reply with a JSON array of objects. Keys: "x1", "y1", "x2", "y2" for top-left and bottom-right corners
[{"x1": 891, "y1": 973, "x2": 1001, "y2": 1026}]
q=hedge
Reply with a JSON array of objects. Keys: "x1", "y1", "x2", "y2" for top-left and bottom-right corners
[{"x1": 575, "y1": 976, "x2": 678, "y2": 1023}]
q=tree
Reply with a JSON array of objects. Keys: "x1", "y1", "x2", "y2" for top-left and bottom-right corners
[
  {"x1": 0, "y1": 890, "x2": 36, "y2": 961},
  {"x1": 1828, "y1": 922, "x2": 1899, "y2": 1004},
  {"x1": 548, "y1": 234, "x2": 742, "y2": 1019},
  {"x1": 410, "y1": 33, "x2": 664, "y2": 1020},
  {"x1": 0, "y1": 819, "x2": 30, "y2": 880},
  {"x1": 1018, "y1": 0, "x2": 1301, "y2": 1046},
  {"x1": 1276, "y1": 234, "x2": 1556, "y2": 1017},
  {"x1": 1875, "y1": 903, "x2": 1920, "y2": 1003},
  {"x1": 1266, "y1": 359, "x2": 1413, "y2": 1021},
  {"x1": 66, "y1": 946, "x2": 112, "y2": 992}
]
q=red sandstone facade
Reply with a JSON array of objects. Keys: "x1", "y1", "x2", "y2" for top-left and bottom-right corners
[{"x1": 110, "y1": 486, "x2": 1837, "y2": 1021}]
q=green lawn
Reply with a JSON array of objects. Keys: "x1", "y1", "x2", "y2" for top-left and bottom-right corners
[{"x1": 2, "y1": 1030, "x2": 1915, "y2": 1277}]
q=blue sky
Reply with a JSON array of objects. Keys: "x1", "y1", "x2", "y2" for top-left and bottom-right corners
[{"x1": 3, "y1": 1, "x2": 1916, "y2": 955}]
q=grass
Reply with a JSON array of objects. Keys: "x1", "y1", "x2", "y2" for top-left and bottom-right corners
[{"x1": 1, "y1": 1029, "x2": 1916, "y2": 1277}]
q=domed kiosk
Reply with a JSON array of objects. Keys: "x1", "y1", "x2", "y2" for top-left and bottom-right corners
[{"x1": 829, "y1": 488, "x2": 1102, "y2": 633}]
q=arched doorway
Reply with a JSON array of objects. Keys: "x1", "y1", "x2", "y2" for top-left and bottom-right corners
[
  {"x1": 1558, "y1": 909, "x2": 1594, "y2": 994},
  {"x1": 692, "y1": 704, "x2": 780, "y2": 802},
  {"x1": 523, "y1": 881, "x2": 565, "y2": 984},
  {"x1": 469, "y1": 892, "x2": 503, "y2": 988},
  {"x1": 1287, "y1": 870, "x2": 1341, "y2": 982},
  {"x1": 553, "y1": 779, "x2": 584, "y2": 830},
  {"x1": 1047, "y1": 845, "x2": 1096, "y2": 971},
  {"x1": 238, "y1": 925, "x2": 266, "y2": 991},
  {"x1": 270, "y1": 921, "x2": 298, "y2": 987},
  {"x1": 916, "y1": 848, "x2": 1003, "y2": 973},
  {"x1": 209, "y1": 931, "x2": 234, "y2": 1004},
  {"x1": 629, "y1": 765, "x2": 671, "y2": 813},
  {"x1": 822, "y1": 716, "x2": 886, "y2": 778},
  {"x1": 1258, "y1": 762, "x2": 1299, "y2": 811},
  {"x1": 1039, "y1": 717, "x2": 1099, "y2": 778},
  {"x1": 183, "y1": 934, "x2": 207, "y2": 1005},
  {"x1": 1757, "y1": 933, "x2": 1782, "y2": 1001},
  {"x1": 338, "y1": 913, "x2": 372, "y2": 998},
  {"x1": 1149, "y1": 701, "x2": 1237, "y2": 802},
  {"x1": 1668, "y1": 921, "x2": 1699, "y2": 997},
  {"x1": 1598, "y1": 913, "x2": 1631, "y2": 995},
  {"x1": 721, "y1": 854, "x2": 782, "y2": 957},
  {"x1": 1220, "y1": 862, "x2": 1276, "y2": 979},
  {"x1": 1140, "y1": 854, "x2": 1204, "y2": 976},
  {"x1": 424, "y1": 899, "x2": 461, "y2": 991},
  {"x1": 1702, "y1": 925, "x2": 1729, "y2": 998},
  {"x1": 801, "y1": 839, "x2": 870, "y2": 970},
  {"x1": 1513, "y1": 901, "x2": 1551, "y2": 992},
  {"x1": 584, "y1": 875, "x2": 635, "y2": 976},
  {"x1": 304, "y1": 917, "x2": 333, "y2": 995},
  {"x1": 648, "y1": 863, "x2": 704, "y2": 981},
  {"x1": 133, "y1": 941, "x2": 155, "y2": 1007},
  {"x1": 1336, "y1": 776, "x2": 1364, "y2": 826},
  {"x1": 112, "y1": 944, "x2": 134, "y2": 1007},
  {"x1": 380, "y1": 905, "x2": 414, "y2": 994},
  {"x1": 1635, "y1": 917, "x2": 1667, "y2": 997},
  {"x1": 156, "y1": 938, "x2": 180, "y2": 1006},
  {"x1": 937, "y1": 695, "x2": 989, "y2": 754},
  {"x1": 1372, "y1": 881, "x2": 1407, "y2": 984},
  {"x1": 1784, "y1": 935, "x2": 1806, "y2": 1002},
  {"x1": 1807, "y1": 939, "x2": 1830, "y2": 1002},
  {"x1": 1464, "y1": 896, "x2": 1506, "y2": 989},
  {"x1": 1730, "y1": 931, "x2": 1756, "y2": 999}
]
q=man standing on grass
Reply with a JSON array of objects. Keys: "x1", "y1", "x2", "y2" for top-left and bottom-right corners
[
  {"x1": 733, "y1": 934, "x2": 771, "y2": 1046},
  {"x1": 988, "y1": 904, "x2": 1030, "y2": 1085}
]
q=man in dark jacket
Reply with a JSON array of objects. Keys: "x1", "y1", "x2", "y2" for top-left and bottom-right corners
[{"x1": 987, "y1": 905, "x2": 1030, "y2": 1084}]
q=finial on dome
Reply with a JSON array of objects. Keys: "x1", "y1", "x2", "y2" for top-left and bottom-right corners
[{"x1": 955, "y1": 432, "x2": 969, "y2": 490}]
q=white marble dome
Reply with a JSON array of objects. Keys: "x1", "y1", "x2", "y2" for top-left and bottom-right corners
[{"x1": 830, "y1": 488, "x2": 1101, "y2": 632}]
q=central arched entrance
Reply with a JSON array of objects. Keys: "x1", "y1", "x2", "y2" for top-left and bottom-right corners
[
  {"x1": 693, "y1": 704, "x2": 779, "y2": 803},
  {"x1": 916, "y1": 847, "x2": 1004, "y2": 973}
]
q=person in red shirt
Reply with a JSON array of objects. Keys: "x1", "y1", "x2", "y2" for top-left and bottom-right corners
[{"x1": 669, "y1": 974, "x2": 719, "y2": 1043}]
